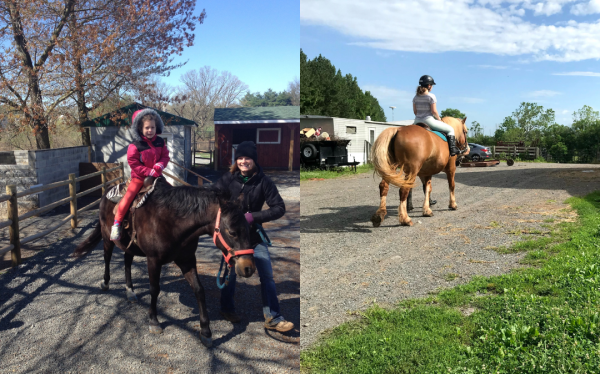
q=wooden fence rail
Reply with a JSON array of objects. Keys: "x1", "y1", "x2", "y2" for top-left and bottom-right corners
[{"x1": 0, "y1": 163, "x2": 124, "y2": 267}]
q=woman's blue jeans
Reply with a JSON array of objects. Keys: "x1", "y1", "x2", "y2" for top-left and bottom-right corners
[{"x1": 220, "y1": 242, "x2": 283, "y2": 324}]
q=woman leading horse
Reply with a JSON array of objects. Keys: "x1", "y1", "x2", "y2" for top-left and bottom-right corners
[{"x1": 371, "y1": 114, "x2": 469, "y2": 227}]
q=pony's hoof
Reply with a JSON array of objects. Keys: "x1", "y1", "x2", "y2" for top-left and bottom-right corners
[
  {"x1": 400, "y1": 220, "x2": 413, "y2": 226},
  {"x1": 370, "y1": 214, "x2": 382, "y2": 228},
  {"x1": 99, "y1": 281, "x2": 109, "y2": 291},
  {"x1": 423, "y1": 211, "x2": 434, "y2": 217},
  {"x1": 200, "y1": 334, "x2": 213, "y2": 348},
  {"x1": 449, "y1": 205, "x2": 458, "y2": 210},
  {"x1": 149, "y1": 325, "x2": 163, "y2": 334},
  {"x1": 126, "y1": 288, "x2": 138, "y2": 302}
]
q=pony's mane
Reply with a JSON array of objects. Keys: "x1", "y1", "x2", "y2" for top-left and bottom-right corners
[
  {"x1": 150, "y1": 181, "x2": 244, "y2": 222},
  {"x1": 151, "y1": 182, "x2": 220, "y2": 218}
]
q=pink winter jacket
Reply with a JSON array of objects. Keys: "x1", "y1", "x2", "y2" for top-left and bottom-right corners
[{"x1": 127, "y1": 135, "x2": 170, "y2": 181}]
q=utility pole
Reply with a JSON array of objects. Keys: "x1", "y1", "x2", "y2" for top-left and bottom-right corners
[{"x1": 389, "y1": 106, "x2": 396, "y2": 121}]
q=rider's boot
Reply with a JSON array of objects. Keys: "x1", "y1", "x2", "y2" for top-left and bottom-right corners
[
  {"x1": 447, "y1": 135, "x2": 460, "y2": 157},
  {"x1": 110, "y1": 222, "x2": 122, "y2": 241}
]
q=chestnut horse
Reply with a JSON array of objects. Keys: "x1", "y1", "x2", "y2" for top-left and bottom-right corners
[
  {"x1": 73, "y1": 177, "x2": 256, "y2": 347},
  {"x1": 370, "y1": 117, "x2": 469, "y2": 227}
]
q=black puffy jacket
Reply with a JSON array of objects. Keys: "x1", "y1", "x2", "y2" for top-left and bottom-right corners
[{"x1": 214, "y1": 168, "x2": 285, "y2": 245}]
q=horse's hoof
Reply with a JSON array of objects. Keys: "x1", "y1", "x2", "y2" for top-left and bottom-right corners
[
  {"x1": 149, "y1": 325, "x2": 163, "y2": 334},
  {"x1": 370, "y1": 214, "x2": 382, "y2": 228},
  {"x1": 400, "y1": 220, "x2": 413, "y2": 226},
  {"x1": 449, "y1": 205, "x2": 458, "y2": 210},
  {"x1": 126, "y1": 288, "x2": 138, "y2": 302},
  {"x1": 423, "y1": 211, "x2": 434, "y2": 217},
  {"x1": 99, "y1": 281, "x2": 109, "y2": 291},
  {"x1": 200, "y1": 334, "x2": 213, "y2": 348}
]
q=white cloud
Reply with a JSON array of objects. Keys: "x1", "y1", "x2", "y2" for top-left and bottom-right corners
[
  {"x1": 571, "y1": 0, "x2": 600, "y2": 15},
  {"x1": 553, "y1": 71, "x2": 600, "y2": 76},
  {"x1": 375, "y1": 50, "x2": 395, "y2": 58},
  {"x1": 562, "y1": 109, "x2": 570, "y2": 114},
  {"x1": 527, "y1": 90, "x2": 562, "y2": 97},
  {"x1": 362, "y1": 85, "x2": 413, "y2": 103},
  {"x1": 301, "y1": 0, "x2": 600, "y2": 62}
]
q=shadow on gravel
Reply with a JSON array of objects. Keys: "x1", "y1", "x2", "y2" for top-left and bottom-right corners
[
  {"x1": 300, "y1": 204, "x2": 456, "y2": 234},
  {"x1": 449, "y1": 167, "x2": 600, "y2": 196},
  {"x1": 0, "y1": 218, "x2": 98, "y2": 333}
]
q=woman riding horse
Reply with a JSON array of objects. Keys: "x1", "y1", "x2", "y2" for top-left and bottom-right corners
[{"x1": 413, "y1": 75, "x2": 461, "y2": 156}]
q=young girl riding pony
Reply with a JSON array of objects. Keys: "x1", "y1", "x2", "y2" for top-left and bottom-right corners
[{"x1": 110, "y1": 108, "x2": 170, "y2": 241}]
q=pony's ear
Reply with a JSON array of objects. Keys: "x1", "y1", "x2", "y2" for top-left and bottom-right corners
[{"x1": 462, "y1": 117, "x2": 467, "y2": 124}]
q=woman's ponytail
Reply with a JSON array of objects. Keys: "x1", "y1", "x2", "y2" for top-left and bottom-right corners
[{"x1": 416, "y1": 86, "x2": 427, "y2": 95}]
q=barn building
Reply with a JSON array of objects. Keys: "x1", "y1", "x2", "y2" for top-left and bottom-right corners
[
  {"x1": 300, "y1": 115, "x2": 412, "y2": 165},
  {"x1": 81, "y1": 103, "x2": 197, "y2": 183},
  {"x1": 213, "y1": 106, "x2": 300, "y2": 171}
]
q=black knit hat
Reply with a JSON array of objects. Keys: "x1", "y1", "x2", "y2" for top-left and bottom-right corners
[{"x1": 235, "y1": 141, "x2": 258, "y2": 165}]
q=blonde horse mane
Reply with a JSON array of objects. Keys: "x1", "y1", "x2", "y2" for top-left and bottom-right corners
[{"x1": 441, "y1": 117, "x2": 468, "y2": 147}]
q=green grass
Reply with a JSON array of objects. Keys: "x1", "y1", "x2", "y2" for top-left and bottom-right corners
[
  {"x1": 300, "y1": 163, "x2": 374, "y2": 180},
  {"x1": 302, "y1": 191, "x2": 600, "y2": 374}
]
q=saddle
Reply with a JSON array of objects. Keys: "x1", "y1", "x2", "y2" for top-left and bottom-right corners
[{"x1": 414, "y1": 122, "x2": 448, "y2": 142}]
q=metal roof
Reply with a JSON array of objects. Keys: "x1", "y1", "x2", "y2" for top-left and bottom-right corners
[
  {"x1": 80, "y1": 103, "x2": 197, "y2": 128},
  {"x1": 214, "y1": 106, "x2": 300, "y2": 123}
]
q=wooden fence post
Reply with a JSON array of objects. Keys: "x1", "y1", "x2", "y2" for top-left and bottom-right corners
[
  {"x1": 491, "y1": 146, "x2": 495, "y2": 158},
  {"x1": 101, "y1": 166, "x2": 107, "y2": 196},
  {"x1": 69, "y1": 173, "x2": 77, "y2": 229},
  {"x1": 120, "y1": 162, "x2": 125, "y2": 182},
  {"x1": 198, "y1": 176, "x2": 203, "y2": 186},
  {"x1": 87, "y1": 146, "x2": 92, "y2": 162},
  {"x1": 7, "y1": 185, "x2": 21, "y2": 267}
]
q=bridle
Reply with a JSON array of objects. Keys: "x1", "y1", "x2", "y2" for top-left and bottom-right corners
[{"x1": 213, "y1": 208, "x2": 254, "y2": 265}]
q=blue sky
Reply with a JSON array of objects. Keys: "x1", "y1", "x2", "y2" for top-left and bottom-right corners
[
  {"x1": 160, "y1": 0, "x2": 299, "y2": 94},
  {"x1": 301, "y1": 0, "x2": 600, "y2": 136}
]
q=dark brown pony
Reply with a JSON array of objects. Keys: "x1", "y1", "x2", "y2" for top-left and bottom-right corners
[
  {"x1": 371, "y1": 117, "x2": 469, "y2": 227},
  {"x1": 73, "y1": 178, "x2": 255, "y2": 347}
]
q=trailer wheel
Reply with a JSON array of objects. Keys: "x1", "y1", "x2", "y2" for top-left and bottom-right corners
[{"x1": 301, "y1": 144, "x2": 318, "y2": 160}]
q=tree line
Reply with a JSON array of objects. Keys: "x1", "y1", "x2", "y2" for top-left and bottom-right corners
[
  {"x1": 450, "y1": 103, "x2": 600, "y2": 163},
  {"x1": 300, "y1": 49, "x2": 386, "y2": 122}
]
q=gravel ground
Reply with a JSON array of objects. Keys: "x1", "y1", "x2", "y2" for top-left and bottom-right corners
[
  {"x1": 300, "y1": 163, "x2": 600, "y2": 349},
  {"x1": 0, "y1": 171, "x2": 299, "y2": 373}
]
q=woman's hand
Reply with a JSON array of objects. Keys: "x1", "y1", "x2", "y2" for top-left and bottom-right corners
[{"x1": 244, "y1": 212, "x2": 254, "y2": 225}]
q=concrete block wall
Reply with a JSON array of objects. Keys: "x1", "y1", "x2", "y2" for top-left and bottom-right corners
[
  {"x1": 0, "y1": 146, "x2": 87, "y2": 209},
  {"x1": 33, "y1": 146, "x2": 89, "y2": 207},
  {"x1": 90, "y1": 125, "x2": 189, "y2": 182}
]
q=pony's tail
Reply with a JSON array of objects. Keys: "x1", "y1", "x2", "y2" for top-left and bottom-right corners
[
  {"x1": 371, "y1": 127, "x2": 416, "y2": 189},
  {"x1": 72, "y1": 221, "x2": 102, "y2": 257}
]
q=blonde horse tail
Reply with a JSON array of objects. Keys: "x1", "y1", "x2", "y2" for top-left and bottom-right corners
[{"x1": 372, "y1": 127, "x2": 416, "y2": 189}]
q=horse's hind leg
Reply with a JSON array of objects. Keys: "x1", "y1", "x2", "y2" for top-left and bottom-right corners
[
  {"x1": 124, "y1": 253, "x2": 137, "y2": 302},
  {"x1": 407, "y1": 188, "x2": 414, "y2": 211},
  {"x1": 399, "y1": 186, "x2": 413, "y2": 226},
  {"x1": 175, "y1": 257, "x2": 212, "y2": 348},
  {"x1": 420, "y1": 176, "x2": 434, "y2": 217},
  {"x1": 147, "y1": 258, "x2": 163, "y2": 334},
  {"x1": 371, "y1": 179, "x2": 389, "y2": 227},
  {"x1": 100, "y1": 240, "x2": 114, "y2": 291}
]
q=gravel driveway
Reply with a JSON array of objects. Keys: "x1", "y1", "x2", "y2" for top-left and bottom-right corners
[
  {"x1": 300, "y1": 163, "x2": 600, "y2": 349},
  {"x1": 0, "y1": 171, "x2": 299, "y2": 373}
]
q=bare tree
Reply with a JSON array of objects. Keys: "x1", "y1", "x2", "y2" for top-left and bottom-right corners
[
  {"x1": 288, "y1": 77, "x2": 300, "y2": 106},
  {"x1": 171, "y1": 67, "x2": 249, "y2": 132}
]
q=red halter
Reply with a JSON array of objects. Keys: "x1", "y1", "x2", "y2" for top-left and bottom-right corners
[{"x1": 213, "y1": 209, "x2": 255, "y2": 265}]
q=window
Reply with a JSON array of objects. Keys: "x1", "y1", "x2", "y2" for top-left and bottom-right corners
[
  {"x1": 256, "y1": 128, "x2": 281, "y2": 144},
  {"x1": 346, "y1": 126, "x2": 357, "y2": 134},
  {"x1": 369, "y1": 128, "x2": 375, "y2": 144}
]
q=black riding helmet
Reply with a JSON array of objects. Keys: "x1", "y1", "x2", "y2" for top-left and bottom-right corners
[{"x1": 419, "y1": 75, "x2": 436, "y2": 87}]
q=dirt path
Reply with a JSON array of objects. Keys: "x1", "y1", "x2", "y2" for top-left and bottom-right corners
[
  {"x1": 300, "y1": 163, "x2": 600, "y2": 349},
  {"x1": 0, "y1": 173, "x2": 299, "y2": 373}
]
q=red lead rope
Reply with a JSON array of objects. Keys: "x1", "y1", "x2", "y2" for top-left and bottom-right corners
[{"x1": 213, "y1": 209, "x2": 255, "y2": 265}]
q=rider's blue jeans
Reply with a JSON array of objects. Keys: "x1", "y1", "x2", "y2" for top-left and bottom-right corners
[{"x1": 220, "y1": 242, "x2": 283, "y2": 324}]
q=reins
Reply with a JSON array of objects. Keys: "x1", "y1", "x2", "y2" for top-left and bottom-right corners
[{"x1": 213, "y1": 208, "x2": 254, "y2": 289}]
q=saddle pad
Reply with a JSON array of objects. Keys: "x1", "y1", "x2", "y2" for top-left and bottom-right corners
[
  {"x1": 134, "y1": 177, "x2": 159, "y2": 208},
  {"x1": 431, "y1": 130, "x2": 447, "y2": 142},
  {"x1": 106, "y1": 183, "x2": 125, "y2": 203}
]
